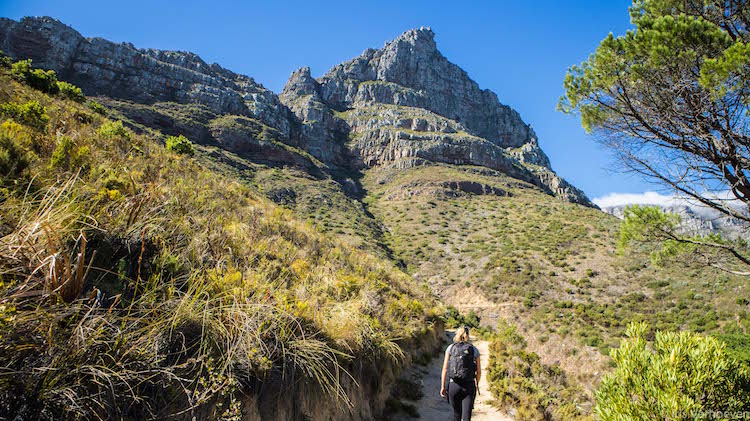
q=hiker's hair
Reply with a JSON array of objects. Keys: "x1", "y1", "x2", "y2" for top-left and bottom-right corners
[{"x1": 454, "y1": 326, "x2": 470, "y2": 343}]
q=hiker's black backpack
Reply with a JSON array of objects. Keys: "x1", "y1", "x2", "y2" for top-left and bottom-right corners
[{"x1": 449, "y1": 342, "x2": 476, "y2": 382}]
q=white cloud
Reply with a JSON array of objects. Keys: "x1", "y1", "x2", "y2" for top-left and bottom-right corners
[
  {"x1": 594, "y1": 191, "x2": 746, "y2": 219},
  {"x1": 593, "y1": 191, "x2": 683, "y2": 208}
]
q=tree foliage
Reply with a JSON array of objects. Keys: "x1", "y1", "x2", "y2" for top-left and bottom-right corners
[
  {"x1": 618, "y1": 204, "x2": 750, "y2": 273},
  {"x1": 166, "y1": 134, "x2": 195, "y2": 156},
  {"x1": 560, "y1": 0, "x2": 750, "y2": 228},
  {"x1": 596, "y1": 322, "x2": 750, "y2": 420}
]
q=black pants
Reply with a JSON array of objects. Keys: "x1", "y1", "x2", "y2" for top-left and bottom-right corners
[{"x1": 448, "y1": 380, "x2": 475, "y2": 421}]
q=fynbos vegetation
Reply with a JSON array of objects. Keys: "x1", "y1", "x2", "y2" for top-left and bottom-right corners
[
  {"x1": 0, "y1": 58, "x2": 440, "y2": 419},
  {"x1": 1, "y1": 3, "x2": 750, "y2": 418}
]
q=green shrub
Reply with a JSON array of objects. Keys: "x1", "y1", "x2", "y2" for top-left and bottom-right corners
[
  {"x1": 444, "y1": 307, "x2": 481, "y2": 329},
  {"x1": 0, "y1": 100, "x2": 49, "y2": 132},
  {"x1": 29, "y1": 69, "x2": 58, "y2": 94},
  {"x1": 10, "y1": 59, "x2": 31, "y2": 81},
  {"x1": 88, "y1": 100, "x2": 107, "y2": 116},
  {"x1": 465, "y1": 310, "x2": 480, "y2": 328},
  {"x1": 98, "y1": 120, "x2": 131, "y2": 140},
  {"x1": 713, "y1": 324, "x2": 750, "y2": 366},
  {"x1": 12, "y1": 59, "x2": 59, "y2": 94},
  {"x1": 596, "y1": 322, "x2": 750, "y2": 420},
  {"x1": 166, "y1": 134, "x2": 195, "y2": 156},
  {"x1": 57, "y1": 81, "x2": 85, "y2": 103},
  {"x1": 0, "y1": 50, "x2": 10, "y2": 68},
  {"x1": 0, "y1": 128, "x2": 29, "y2": 178},
  {"x1": 49, "y1": 136, "x2": 89, "y2": 171}
]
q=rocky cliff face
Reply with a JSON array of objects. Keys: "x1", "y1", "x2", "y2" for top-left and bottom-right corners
[
  {"x1": 0, "y1": 17, "x2": 593, "y2": 207},
  {"x1": 317, "y1": 28, "x2": 537, "y2": 150},
  {"x1": 281, "y1": 27, "x2": 592, "y2": 206},
  {"x1": 0, "y1": 16, "x2": 292, "y2": 138}
]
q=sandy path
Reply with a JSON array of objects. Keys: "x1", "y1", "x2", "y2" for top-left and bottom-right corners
[
  {"x1": 470, "y1": 340, "x2": 511, "y2": 421},
  {"x1": 399, "y1": 334, "x2": 512, "y2": 420}
]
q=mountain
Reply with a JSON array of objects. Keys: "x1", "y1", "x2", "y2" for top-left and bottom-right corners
[
  {"x1": 0, "y1": 18, "x2": 593, "y2": 208},
  {"x1": 2, "y1": 16, "x2": 750, "y2": 421},
  {"x1": 603, "y1": 204, "x2": 750, "y2": 241},
  {"x1": 280, "y1": 27, "x2": 592, "y2": 206},
  {"x1": 0, "y1": 32, "x2": 441, "y2": 421}
]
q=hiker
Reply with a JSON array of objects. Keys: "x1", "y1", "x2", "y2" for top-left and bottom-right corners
[{"x1": 440, "y1": 326, "x2": 480, "y2": 421}]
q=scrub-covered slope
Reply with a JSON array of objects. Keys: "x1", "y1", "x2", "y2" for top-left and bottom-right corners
[{"x1": 0, "y1": 58, "x2": 441, "y2": 420}]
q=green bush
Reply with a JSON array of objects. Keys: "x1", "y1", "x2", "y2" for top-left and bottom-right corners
[
  {"x1": 166, "y1": 134, "x2": 195, "y2": 156},
  {"x1": 0, "y1": 50, "x2": 11, "y2": 68},
  {"x1": 596, "y1": 322, "x2": 750, "y2": 420},
  {"x1": 98, "y1": 120, "x2": 131, "y2": 140},
  {"x1": 49, "y1": 136, "x2": 89, "y2": 171},
  {"x1": 443, "y1": 307, "x2": 481, "y2": 329},
  {"x1": 0, "y1": 127, "x2": 29, "y2": 178},
  {"x1": 0, "y1": 100, "x2": 49, "y2": 132},
  {"x1": 49, "y1": 136, "x2": 74, "y2": 169},
  {"x1": 10, "y1": 59, "x2": 31, "y2": 81},
  {"x1": 714, "y1": 323, "x2": 750, "y2": 366},
  {"x1": 57, "y1": 81, "x2": 85, "y2": 103},
  {"x1": 29, "y1": 68, "x2": 59, "y2": 94},
  {"x1": 88, "y1": 100, "x2": 107, "y2": 116},
  {"x1": 12, "y1": 60, "x2": 59, "y2": 94}
]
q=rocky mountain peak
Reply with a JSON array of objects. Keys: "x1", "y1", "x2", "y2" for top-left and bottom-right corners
[
  {"x1": 281, "y1": 66, "x2": 321, "y2": 100},
  {"x1": 315, "y1": 27, "x2": 538, "y2": 152},
  {"x1": 281, "y1": 28, "x2": 593, "y2": 206},
  {"x1": 383, "y1": 26, "x2": 437, "y2": 54}
]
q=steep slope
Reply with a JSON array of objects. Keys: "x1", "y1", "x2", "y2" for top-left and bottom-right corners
[
  {"x1": 0, "y1": 60, "x2": 443, "y2": 420},
  {"x1": 5, "y1": 17, "x2": 750, "y2": 420}
]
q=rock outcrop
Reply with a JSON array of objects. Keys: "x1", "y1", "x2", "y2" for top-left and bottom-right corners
[
  {"x1": 317, "y1": 27, "x2": 538, "y2": 150},
  {"x1": 0, "y1": 16, "x2": 293, "y2": 138},
  {"x1": 0, "y1": 17, "x2": 594, "y2": 207},
  {"x1": 281, "y1": 27, "x2": 593, "y2": 206}
]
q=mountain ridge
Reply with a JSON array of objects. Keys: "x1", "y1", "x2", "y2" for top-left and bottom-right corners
[{"x1": 0, "y1": 16, "x2": 595, "y2": 207}]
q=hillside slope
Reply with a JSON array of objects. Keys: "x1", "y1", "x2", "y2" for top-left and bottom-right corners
[
  {"x1": 2, "y1": 17, "x2": 750, "y2": 421},
  {"x1": 0, "y1": 62, "x2": 442, "y2": 420}
]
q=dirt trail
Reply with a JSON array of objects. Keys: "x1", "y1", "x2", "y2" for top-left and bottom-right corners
[{"x1": 399, "y1": 333, "x2": 512, "y2": 420}]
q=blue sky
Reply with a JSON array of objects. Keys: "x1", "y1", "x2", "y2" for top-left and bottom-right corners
[{"x1": 2, "y1": 0, "x2": 654, "y2": 202}]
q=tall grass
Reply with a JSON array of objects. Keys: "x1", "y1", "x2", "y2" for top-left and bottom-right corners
[
  {"x1": 0, "y1": 66, "x2": 439, "y2": 419},
  {"x1": 1, "y1": 176, "x2": 90, "y2": 303},
  {"x1": 0, "y1": 186, "x2": 357, "y2": 417}
]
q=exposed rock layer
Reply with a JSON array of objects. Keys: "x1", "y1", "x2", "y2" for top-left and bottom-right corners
[
  {"x1": 280, "y1": 27, "x2": 593, "y2": 206},
  {"x1": 0, "y1": 16, "x2": 292, "y2": 137}
]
